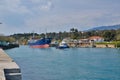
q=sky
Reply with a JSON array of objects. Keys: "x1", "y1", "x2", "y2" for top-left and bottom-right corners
[{"x1": 0, "y1": 0, "x2": 120, "y2": 35}]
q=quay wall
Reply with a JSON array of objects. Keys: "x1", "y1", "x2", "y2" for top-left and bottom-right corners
[
  {"x1": 96, "y1": 44, "x2": 115, "y2": 48},
  {"x1": 67, "y1": 42, "x2": 116, "y2": 48},
  {"x1": 0, "y1": 49, "x2": 22, "y2": 80}
]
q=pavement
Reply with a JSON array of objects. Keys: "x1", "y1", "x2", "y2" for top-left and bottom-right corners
[{"x1": 0, "y1": 49, "x2": 21, "y2": 80}]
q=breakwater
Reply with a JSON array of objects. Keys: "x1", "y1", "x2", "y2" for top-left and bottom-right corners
[{"x1": 0, "y1": 49, "x2": 22, "y2": 80}]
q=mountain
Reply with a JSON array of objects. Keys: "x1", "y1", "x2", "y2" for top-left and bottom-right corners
[{"x1": 88, "y1": 24, "x2": 120, "y2": 31}]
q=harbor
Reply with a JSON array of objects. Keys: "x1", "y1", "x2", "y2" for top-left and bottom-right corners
[
  {"x1": 5, "y1": 46, "x2": 120, "y2": 80},
  {"x1": 0, "y1": 0, "x2": 120, "y2": 80}
]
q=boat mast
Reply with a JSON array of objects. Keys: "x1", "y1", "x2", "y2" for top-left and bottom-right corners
[
  {"x1": 45, "y1": 29, "x2": 47, "y2": 38},
  {"x1": 32, "y1": 31, "x2": 35, "y2": 39}
]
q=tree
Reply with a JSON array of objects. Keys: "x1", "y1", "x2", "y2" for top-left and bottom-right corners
[
  {"x1": 70, "y1": 28, "x2": 79, "y2": 39},
  {"x1": 103, "y1": 30, "x2": 116, "y2": 41},
  {"x1": 116, "y1": 34, "x2": 120, "y2": 41}
]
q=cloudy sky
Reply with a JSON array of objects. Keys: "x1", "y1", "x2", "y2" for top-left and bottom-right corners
[{"x1": 0, "y1": 0, "x2": 120, "y2": 35}]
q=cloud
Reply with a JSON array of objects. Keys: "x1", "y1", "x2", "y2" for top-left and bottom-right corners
[
  {"x1": 24, "y1": 11, "x2": 105, "y2": 32},
  {"x1": 0, "y1": 0, "x2": 120, "y2": 35},
  {"x1": 0, "y1": 0, "x2": 30, "y2": 15},
  {"x1": 40, "y1": 1, "x2": 53, "y2": 11},
  {"x1": 0, "y1": 23, "x2": 22, "y2": 35},
  {"x1": 29, "y1": 0, "x2": 54, "y2": 11},
  {"x1": 30, "y1": 0, "x2": 42, "y2": 4},
  {"x1": 24, "y1": 9, "x2": 120, "y2": 33}
]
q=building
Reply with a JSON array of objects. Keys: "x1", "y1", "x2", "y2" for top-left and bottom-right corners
[{"x1": 89, "y1": 36, "x2": 104, "y2": 42}]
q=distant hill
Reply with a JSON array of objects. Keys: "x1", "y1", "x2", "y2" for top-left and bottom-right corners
[{"x1": 88, "y1": 24, "x2": 120, "y2": 31}]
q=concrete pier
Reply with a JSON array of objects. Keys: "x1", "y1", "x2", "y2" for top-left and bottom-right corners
[{"x1": 0, "y1": 49, "x2": 22, "y2": 80}]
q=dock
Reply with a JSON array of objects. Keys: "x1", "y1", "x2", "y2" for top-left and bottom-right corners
[{"x1": 0, "y1": 49, "x2": 22, "y2": 80}]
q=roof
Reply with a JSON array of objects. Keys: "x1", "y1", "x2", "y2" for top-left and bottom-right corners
[{"x1": 89, "y1": 36, "x2": 104, "y2": 39}]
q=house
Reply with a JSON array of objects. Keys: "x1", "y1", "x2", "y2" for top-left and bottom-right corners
[
  {"x1": 79, "y1": 39, "x2": 89, "y2": 43},
  {"x1": 89, "y1": 36, "x2": 104, "y2": 42}
]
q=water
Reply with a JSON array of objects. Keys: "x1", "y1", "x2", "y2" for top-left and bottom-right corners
[{"x1": 5, "y1": 46, "x2": 120, "y2": 80}]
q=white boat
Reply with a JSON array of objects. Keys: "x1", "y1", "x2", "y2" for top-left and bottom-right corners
[{"x1": 56, "y1": 41, "x2": 69, "y2": 49}]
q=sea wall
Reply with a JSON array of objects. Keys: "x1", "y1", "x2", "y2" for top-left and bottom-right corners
[
  {"x1": 96, "y1": 44, "x2": 115, "y2": 48},
  {"x1": 0, "y1": 49, "x2": 22, "y2": 80}
]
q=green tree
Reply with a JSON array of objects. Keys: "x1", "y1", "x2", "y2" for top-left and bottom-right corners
[
  {"x1": 103, "y1": 30, "x2": 116, "y2": 41},
  {"x1": 70, "y1": 28, "x2": 79, "y2": 39}
]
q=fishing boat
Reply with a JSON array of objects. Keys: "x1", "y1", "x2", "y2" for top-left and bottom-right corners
[
  {"x1": 28, "y1": 38, "x2": 51, "y2": 48},
  {"x1": 56, "y1": 41, "x2": 69, "y2": 49}
]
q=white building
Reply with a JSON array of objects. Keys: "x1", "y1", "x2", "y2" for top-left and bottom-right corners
[{"x1": 89, "y1": 36, "x2": 104, "y2": 42}]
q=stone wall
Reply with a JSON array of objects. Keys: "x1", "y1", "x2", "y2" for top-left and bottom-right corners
[{"x1": 96, "y1": 44, "x2": 115, "y2": 48}]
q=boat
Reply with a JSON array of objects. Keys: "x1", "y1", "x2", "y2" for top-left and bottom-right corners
[
  {"x1": 0, "y1": 41, "x2": 19, "y2": 50},
  {"x1": 56, "y1": 41, "x2": 69, "y2": 49},
  {"x1": 28, "y1": 38, "x2": 52, "y2": 48}
]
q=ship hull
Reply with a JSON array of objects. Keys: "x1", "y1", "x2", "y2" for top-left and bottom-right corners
[
  {"x1": 30, "y1": 44, "x2": 49, "y2": 48},
  {"x1": 28, "y1": 38, "x2": 51, "y2": 48}
]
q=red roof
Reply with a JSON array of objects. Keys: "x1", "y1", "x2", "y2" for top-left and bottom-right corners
[{"x1": 89, "y1": 36, "x2": 103, "y2": 39}]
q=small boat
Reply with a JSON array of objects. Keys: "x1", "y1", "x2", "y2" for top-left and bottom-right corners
[
  {"x1": 56, "y1": 41, "x2": 69, "y2": 49},
  {"x1": 28, "y1": 38, "x2": 51, "y2": 48}
]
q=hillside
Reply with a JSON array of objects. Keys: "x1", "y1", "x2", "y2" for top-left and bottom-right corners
[{"x1": 88, "y1": 24, "x2": 120, "y2": 31}]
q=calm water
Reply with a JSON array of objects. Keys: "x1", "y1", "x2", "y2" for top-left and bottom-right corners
[{"x1": 5, "y1": 46, "x2": 120, "y2": 80}]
